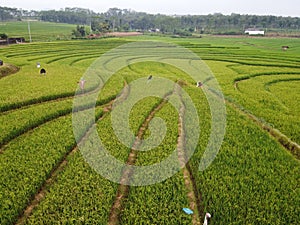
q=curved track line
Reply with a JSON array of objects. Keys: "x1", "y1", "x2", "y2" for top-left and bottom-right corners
[
  {"x1": 15, "y1": 102, "x2": 114, "y2": 225},
  {"x1": 204, "y1": 85, "x2": 300, "y2": 159},
  {"x1": 230, "y1": 101, "x2": 300, "y2": 159},
  {"x1": 0, "y1": 77, "x2": 118, "y2": 152},
  {"x1": 264, "y1": 77, "x2": 300, "y2": 91},
  {"x1": 70, "y1": 54, "x2": 102, "y2": 66},
  {"x1": 0, "y1": 96, "x2": 110, "y2": 152},
  {"x1": 202, "y1": 58, "x2": 300, "y2": 69},
  {"x1": 0, "y1": 80, "x2": 103, "y2": 113},
  {"x1": 233, "y1": 72, "x2": 300, "y2": 91},
  {"x1": 204, "y1": 81, "x2": 300, "y2": 159},
  {"x1": 0, "y1": 93, "x2": 75, "y2": 113},
  {"x1": 0, "y1": 107, "x2": 71, "y2": 150},
  {"x1": 108, "y1": 82, "x2": 206, "y2": 225},
  {"x1": 108, "y1": 92, "x2": 172, "y2": 225},
  {"x1": 15, "y1": 81, "x2": 130, "y2": 225}
]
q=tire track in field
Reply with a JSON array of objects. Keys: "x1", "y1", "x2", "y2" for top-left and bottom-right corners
[
  {"x1": 1, "y1": 73, "x2": 104, "y2": 113},
  {"x1": 233, "y1": 72, "x2": 300, "y2": 92},
  {"x1": 0, "y1": 93, "x2": 74, "y2": 113},
  {"x1": 108, "y1": 91, "x2": 173, "y2": 225},
  {"x1": 0, "y1": 84, "x2": 100, "y2": 114},
  {"x1": 206, "y1": 85, "x2": 300, "y2": 159},
  {"x1": 0, "y1": 106, "x2": 72, "y2": 151},
  {"x1": 0, "y1": 77, "x2": 108, "y2": 150},
  {"x1": 0, "y1": 95, "x2": 112, "y2": 153},
  {"x1": 176, "y1": 84, "x2": 203, "y2": 225},
  {"x1": 15, "y1": 82, "x2": 129, "y2": 225},
  {"x1": 202, "y1": 58, "x2": 300, "y2": 69},
  {"x1": 227, "y1": 100, "x2": 300, "y2": 159},
  {"x1": 15, "y1": 105, "x2": 110, "y2": 225},
  {"x1": 108, "y1": 82, "x2": 205, "y2": 225}
]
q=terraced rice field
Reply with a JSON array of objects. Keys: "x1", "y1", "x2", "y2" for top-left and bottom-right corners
[{"x1": 0, "y1": 35, "x2": 299, "y2": 224}]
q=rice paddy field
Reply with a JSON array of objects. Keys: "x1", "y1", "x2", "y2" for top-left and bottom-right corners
[
  {"x1": 0, "y1": 21, "x2": 75, "y2": 42},
  {"x1": 0, "y1": 22, "x2": 299, "y2": 224}
]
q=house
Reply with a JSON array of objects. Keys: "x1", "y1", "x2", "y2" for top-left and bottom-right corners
[
  {"x1": 0, "y1": 40, "x2": 7, "y2": 45},
  {"x1": 8, "y1": 37, "x2": 25, "y2": 44},
  {"x1": 148, "y1": 28, "x2": 160, "y2": 33},
  {"x1": 0, "y1": 37, "x2": 26, "y2": 45},
  {"x1": 245, "y1": 29, "x2": 265, "y2": 36}
]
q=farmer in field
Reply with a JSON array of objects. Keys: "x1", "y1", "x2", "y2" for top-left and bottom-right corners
[
  {"x1": 147, "y1": 75, "x2": 153, "y2": 84},
  {"x1": 78, "y1": 78, "x2": 86, "y2": 92},
  {"x1": 40, "y1": 68, "x2": 46, "y2": 75},
  {"x1": 196, "y1": 81, "x2": 203, "y2": 87}
]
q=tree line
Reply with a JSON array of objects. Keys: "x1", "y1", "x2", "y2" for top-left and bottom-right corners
[{"x1": 1, "y1": 6, "x2": 300, "y2": 35}]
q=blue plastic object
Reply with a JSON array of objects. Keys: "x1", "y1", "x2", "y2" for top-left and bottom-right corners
[{"x1": 183, "y1": 208, "x2": 193, "y2": 215}]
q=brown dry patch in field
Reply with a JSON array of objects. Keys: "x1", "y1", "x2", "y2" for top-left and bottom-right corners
[
  {"x1": 0, "y1": 63, "x2": 20, "y2": 78},
  {"x1": 88, "y1": 32, "x2": 142, "y2": 39}
]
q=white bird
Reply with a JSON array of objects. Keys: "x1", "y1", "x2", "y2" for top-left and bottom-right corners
[{"x1": 203, "y1": 212, "x2": 211, "y2": 225}]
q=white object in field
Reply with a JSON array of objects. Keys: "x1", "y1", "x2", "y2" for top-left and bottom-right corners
[
  {"x1": 203, "y1": 212, "x2": 211, "y2": 225},
  {"x1": 37, "y1": 63, "x2": 41, "y2": 68},
  {"x1": 244, "y1": 30, "x2": 265, "y2": 35},
  {"x1": 79, "y1": 79, "x2": 86, "y2": 90}
]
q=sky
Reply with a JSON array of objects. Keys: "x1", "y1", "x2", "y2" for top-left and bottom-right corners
[{"x1": 2, "y1": 0, "x2": 300, "y2": 17}]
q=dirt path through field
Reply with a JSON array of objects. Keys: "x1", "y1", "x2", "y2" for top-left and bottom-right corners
[
  {"x1": 175, "y1": 85, "x2": 203, "y2": 225},
  {"x1": 108, "y1": 82, "x2": 205, "y2": 225},
  {"x1": 108, "y1": 93, "x2": 170, "y2": 224}
]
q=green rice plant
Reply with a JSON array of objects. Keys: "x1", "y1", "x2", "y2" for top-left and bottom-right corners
[
  {"x1": 0, "y1": 34, "x2": 299, "y2": 225},
  {"x1": 189, "y1": 106, "x2": 300, "y2": 224},
  {"x1": 0, "y1": 99, "x2": 73, "y2": 147},
  {"x1": 24, "y1": 150, "x2": 119, "y2": 225},
  {"x1": 0, "y1": 115, "x2": 75, "y2": 224},
  {"x1": 120, "y1": 102, "x2": 192, "y2": 224}
]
